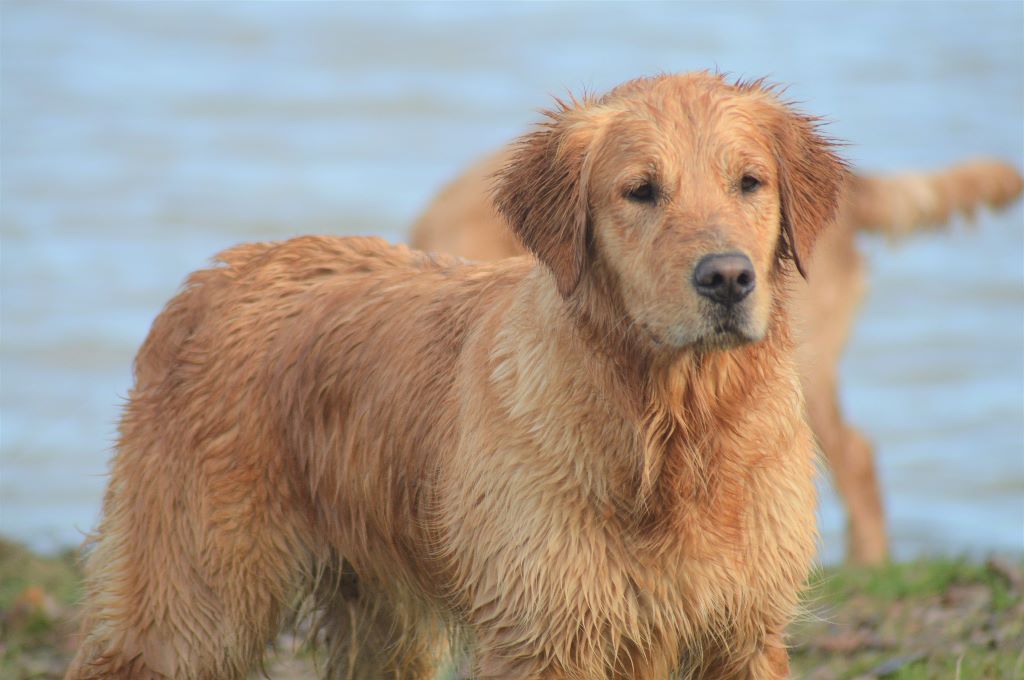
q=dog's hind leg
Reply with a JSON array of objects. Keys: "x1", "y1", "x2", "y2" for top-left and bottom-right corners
[
  {"x1": 65, "y1": 426, "x2": 313, "y2": 679},
  {"x1": 65, "y1": 253, "x2": 325, "y2": 678}
]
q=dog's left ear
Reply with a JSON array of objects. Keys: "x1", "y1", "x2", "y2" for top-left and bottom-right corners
[
  {"x1": 492, "y1": 103, "x2": 597, "y2": 297},
  {"x1": 770, "y1": 106, "x2": 848, "y2": 279}
]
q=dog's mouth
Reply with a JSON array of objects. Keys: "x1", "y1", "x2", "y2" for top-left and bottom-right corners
[
  {"x1": 641, "y1": 307, "x2": 763, "y2": 351},
  {"x1": 702, "y1": 324, "x2": 754, "y2": 349},
  {"x1": 697, "y1": 306, "x2": 764, "y2": 349}
]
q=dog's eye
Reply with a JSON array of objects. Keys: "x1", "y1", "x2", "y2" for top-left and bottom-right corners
[
  {"x1": 626, "y1": 182, "x2": 656, "y2": 203},
  {"x1": 740, "y1": 175, "x2": 762, "y2": 194}
]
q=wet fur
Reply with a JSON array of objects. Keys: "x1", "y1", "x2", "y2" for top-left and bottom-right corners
[{"x1": 68, "y1": 73, "x2": 846, "y2": 679}]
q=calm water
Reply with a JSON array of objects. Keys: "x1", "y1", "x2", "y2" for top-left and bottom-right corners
[{"x1": 2, "y1": 1, "x2": 1022, "y2": 563}]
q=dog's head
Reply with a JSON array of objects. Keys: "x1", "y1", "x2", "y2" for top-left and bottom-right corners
[{"x1": 494, "y1": 72, "x2": 847, "y2": 352}]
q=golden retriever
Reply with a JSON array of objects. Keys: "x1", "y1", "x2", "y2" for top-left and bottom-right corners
[
  {"x1": 412, "y1": 144, "x2": 1024, "y2": 565},
  {"x1": 68, "y1": 72, "x2": 846, "y2": 679}
]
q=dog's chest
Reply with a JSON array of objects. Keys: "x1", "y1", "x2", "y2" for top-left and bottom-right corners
[{"x1": 618, "y1": 418, "x2": 818, "y2": 638}]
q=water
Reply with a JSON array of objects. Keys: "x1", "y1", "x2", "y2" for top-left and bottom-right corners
[{"x1": 2, "y1": 1, "x2": 1021, "y2": 563}]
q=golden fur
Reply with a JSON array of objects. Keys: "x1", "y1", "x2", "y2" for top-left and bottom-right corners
[
  {"x1": 68, "y1": 73, "x2": 847, "y2": 679},
  {"x1": 412, "y1": 139, "x2": 1024, "y2": 566}
]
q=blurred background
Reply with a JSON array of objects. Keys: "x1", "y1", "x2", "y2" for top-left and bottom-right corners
[{"x1": 1, "y1": 1, "x2": 1021, "y2": 564}]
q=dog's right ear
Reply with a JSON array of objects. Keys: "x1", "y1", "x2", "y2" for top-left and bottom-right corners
[{"x1": 492, "y1": 103, "x2": 596, "y2": 298}]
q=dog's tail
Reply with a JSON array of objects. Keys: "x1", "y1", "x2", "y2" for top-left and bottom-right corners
[{"x1": 846, "y1": 158, "x2": 1023, "y2": 236}]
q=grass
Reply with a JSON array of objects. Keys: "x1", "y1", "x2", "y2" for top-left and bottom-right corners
[
  {"x1": 807, "y1": 557, "x2": 1016, "y2": 611},
  {"x1": 0, "y1": 540, "x2": 82, "y2": 679},
  {"x1": 1, "y1": 536, "x2": 1021, "y2": 679},
  {"x1": 791, "y1": 557, "x2": 1024, "y2": 679}
]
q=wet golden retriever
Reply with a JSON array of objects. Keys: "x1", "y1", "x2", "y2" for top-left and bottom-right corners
[
  {"x1": 68, "y1": 72, "x2": 845, "y2": 679},
  {"x1": 412, "y1": 145, "x2": 1024, "y2": 565}
]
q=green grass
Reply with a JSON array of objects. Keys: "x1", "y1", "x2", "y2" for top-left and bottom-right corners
[
  {"x1": 0, "y1": 539, "x2": 83, "y2": 680},
  {"x1": 792, "y1": 557, "x2": 1024, "y2": 680},
  {"x1": 0, "y1": 540, "x2": 81, "y2": 611},
  {"x1": 807, "y1": 557, "x2": 1016, "y2": 611}
]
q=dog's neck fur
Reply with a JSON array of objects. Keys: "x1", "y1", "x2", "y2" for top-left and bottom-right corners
[{"x1": 497, "y1": 261, "x2": 800, "y2": 535}]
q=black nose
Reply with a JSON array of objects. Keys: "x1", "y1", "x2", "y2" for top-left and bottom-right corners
[{"x1": 693, "y1": 253, "x2": 756, "y2": 306}]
